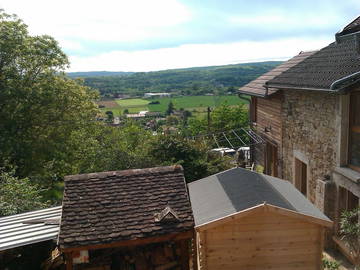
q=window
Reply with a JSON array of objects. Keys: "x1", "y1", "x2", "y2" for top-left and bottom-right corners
[
  {"x1": 295, "y1": 158, "x2": 307, "y2": 196},
  {"x1": 339, "y1": 186, "x2": 359, "y2": 212},
  {"x1": 349, "y1": 91, "x2": 360, "y2": 172}
]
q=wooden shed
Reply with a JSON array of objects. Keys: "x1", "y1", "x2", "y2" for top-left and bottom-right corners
[
  {"x1": 188, "y1": 168, "x2": 333, "y2": 270},
  {"x1": 58, "y1": 165, "x2": 194, "y2": 270}
]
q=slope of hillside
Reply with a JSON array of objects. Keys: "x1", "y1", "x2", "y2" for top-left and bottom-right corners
[{"x1": 68, "y1": 61, "x2": 283, "y2": 96}]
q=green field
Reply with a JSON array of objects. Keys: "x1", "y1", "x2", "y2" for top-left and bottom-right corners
[{"x1": 98, "y1": 95, "x2": 247, "y2": 116}]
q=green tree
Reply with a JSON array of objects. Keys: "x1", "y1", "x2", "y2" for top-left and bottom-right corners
[
  {"x1": 0, "y1": 11, "x2": 99, "y2": 182},
  {"x1": 166, "y1": 101, "x2": 175, "y2": 115},
  {"x1": 105, "y1": 110, "x2": 114, "y2": 122},
  {"x1": 340, "y1": 207, "x2": 360, "y2": 269},
  {"x1": 0, "y1": 169, "x2": 49, "y2": 216},
  {"x1": 149, "y1": 135, "x2": 231, "y2": 182}
]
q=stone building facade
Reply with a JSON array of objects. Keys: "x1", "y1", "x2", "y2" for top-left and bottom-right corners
[{"x1": 281, "y1": 90, "x2": 338, "y2": 204}]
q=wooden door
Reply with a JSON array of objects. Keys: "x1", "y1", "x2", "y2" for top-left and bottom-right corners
[
  {"x1": 295, "y1": 158, "x2": 307, "y2": 196},
  {"x1": 265, "y1": 143, "x2": 278, "y2": 177}
]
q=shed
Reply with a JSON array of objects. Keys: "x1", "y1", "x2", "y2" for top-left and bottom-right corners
[
  {"x1": 59, "y1": 165, "x2": 194, "y2": 270},
  {"x1": 188, "y1": 168, "x2": 333, "y2": 270}
]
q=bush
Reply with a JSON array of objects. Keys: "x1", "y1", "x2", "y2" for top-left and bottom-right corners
[
  {"x1": 322, "y1": 258, "x2": 340, "y2": 270},
  {"x1": 0, "y1": 169, "x2": 49, "y2": 216},
  {"x1": 149, "y1": 101, "x2": 160, "y2": 105}
]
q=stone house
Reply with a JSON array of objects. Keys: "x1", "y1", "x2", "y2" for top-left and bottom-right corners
[{"x1": 239, "y1": 16, "x2": 360, "y2": 259}]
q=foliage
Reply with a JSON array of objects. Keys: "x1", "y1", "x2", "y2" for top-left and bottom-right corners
[
  {"x1": 149, "y1": 135, "x2": 232, "y2": 182},
  {"x1": 0, "y1": 10, "x2": 99, "y2": 182},
  {"x1": 166, "y1": 101, "x2": 175, "y2": 115},
  {"x1": 322, "y1": 258, "x2": 341, "y2": 270},
  {"x1": 0, "y1": 169, "x2": 49, "y2": 216},
  {"x1": 340, "y1": 207, "x2": 360, "y2": 268},
  {"x1": 73, "y1": 62, "x2": 282, "y2": 97},
  {"x1": 187, "y1": 103, "x2": 249, "y2": 135}
]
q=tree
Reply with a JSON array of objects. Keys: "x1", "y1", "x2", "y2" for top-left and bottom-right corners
[
  {"x1": 0, "y1": 10, "x2": 99, "y2": 182},
  {"x1": 105, "y1": 110, "x2": 114, "y2": 122},
  {"x1": 166, "y1": 101, "x2": 175, "y2": 115},
  {"x1": 0, "y1": 169, "x2": 48, "y2": 216},
  {"x1": 149, "y1": 135, "x2": 232, "y2": 182},
  {"x1": 340, "y1": 207, "x2": 360, "y2": 269}
]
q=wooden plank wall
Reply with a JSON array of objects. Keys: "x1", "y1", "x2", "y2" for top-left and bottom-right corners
[
  {"x1": 253, "y1": 93, "x2": 283, "y2": 175},
  {"x1": 255, "y1": 93, "x2": 282, "y2": 144},
  {"x1": 199, "y1": 211, "x2": 322, "y2": 270}
]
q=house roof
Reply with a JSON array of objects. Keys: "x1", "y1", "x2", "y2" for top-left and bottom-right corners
[
  {"x1": 58, "y1": 165, "x2": 194, "y2": 250},
  {"x1": 267, "y1": 36, "x2": 360, "y2": 91},
  {"x1": 338, "y1": 15, "x2": 360, "y2": 36},
  {"x1": 238, "y1": 51, "x2": 317, "y2": 97},
  {"x1": 0, "y1": 206, "x2": 61, "y2": 251},
  {"x1": 188, "y1": 168, "x2": 331, "y2": 227}
]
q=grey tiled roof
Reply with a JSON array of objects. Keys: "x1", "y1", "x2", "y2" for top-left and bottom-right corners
[
  {"x1": 267, "y1": 37, "x2": 360, "y2": 90},
  {"x1": 188, "y1": 168, "x2": 331, "y2": 226},
  {"x1": 339, "y1": 16, "x2": 360, "y2": 36},
  {"x1": 59, "y1": 166, "x2": 194, "y2": 250},
  {"x1": 238, "y1": 51, "x2": 316, "y2": 97}
]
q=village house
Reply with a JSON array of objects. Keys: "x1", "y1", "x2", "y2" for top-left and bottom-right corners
[{"x1": 239, "y1": 16, "x2": 360, "y2": 260}]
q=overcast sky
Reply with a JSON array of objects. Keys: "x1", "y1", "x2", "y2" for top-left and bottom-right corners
[{"x1": 1, "y1": 0, "x2": 359, "y2": 72}]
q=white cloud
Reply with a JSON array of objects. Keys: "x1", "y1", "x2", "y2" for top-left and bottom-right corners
[
  {"x1": 68, "y1": 37, "x2": 333, "y2": 72},
  {"x1": 0, "y1": 0, "x2": 191, "y2": 42},
  {"x1": 227, "y1": 10, "x2": 340, "y2": 29}
]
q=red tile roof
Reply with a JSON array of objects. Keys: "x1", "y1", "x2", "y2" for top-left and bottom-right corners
[{"x1": 58, "y1": 166, "x2": 194, "y2": 250}]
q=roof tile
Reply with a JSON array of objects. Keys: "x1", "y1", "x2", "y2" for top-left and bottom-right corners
[{"x1": 59, "y1": 165, "x2": 194, "y2": 250}]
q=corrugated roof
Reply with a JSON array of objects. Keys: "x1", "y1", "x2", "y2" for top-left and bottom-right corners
[
  {"x1": 238, "y1": 51, "x2": 317, "y2": 97},
  {"x1": 188, "y1": 168, "x2": 331, "y2": 226},
  {"x1": 0, "y1": 206, "x2": 62, "y2": 251}
]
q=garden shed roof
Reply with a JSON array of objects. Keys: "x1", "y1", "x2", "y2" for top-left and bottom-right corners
[{"x1": 59, "y1": 165, "x2": 194, "y2": 250}]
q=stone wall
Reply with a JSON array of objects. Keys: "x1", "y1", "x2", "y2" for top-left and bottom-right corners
[{"x1": 281, "y1": 90, "x2": 338, "y2": 203}]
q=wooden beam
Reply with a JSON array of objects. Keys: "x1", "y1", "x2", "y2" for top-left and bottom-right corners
[
  {"x1": 196, "y1": 203, "x2": 333, "y2": 233},
  {"x1": 179, "y1": 239, "x2": 190, "y2": 270},
  {"x1": 62, "y1": 230, "x2": 193, "y2": 253},
  {"x1": 195, "y1": 204, "x2": 265, "y2": 232},
  {"x1": 265, "y1": 204, "x2": 333, "y2": 228},
  {"x1": 65, "y1": 252, "x2": 73, "y2": 270},
  {"x1": 192, "y1": 230, "x2": 198, "y2": 270},
  {"x1": 318, "y1": 228, "x2": 325, "y2": 270}
]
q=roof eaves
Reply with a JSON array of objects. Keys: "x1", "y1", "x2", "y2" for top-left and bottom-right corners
[{"x1": 238, "y1": 89, "x2": 266, "y2": 98}]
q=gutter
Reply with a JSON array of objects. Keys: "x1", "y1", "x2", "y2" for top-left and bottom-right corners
[
  {"x1": 237, "y1": 90, "x2": 265, "y2": 98},
  {"x1": 330, "y1": 71, "x2": 360, "y2": 94},
  {"x1": 263, "y1": 83, "x2": 333, "y2": 92}
]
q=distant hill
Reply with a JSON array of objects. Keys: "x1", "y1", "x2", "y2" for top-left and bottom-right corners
[
  {"x1": 67, "y1": 71, "x2": 134, "y2": 78},
  {"x1": 68, "y1": 61, "x2": 283, "y2": 96}
]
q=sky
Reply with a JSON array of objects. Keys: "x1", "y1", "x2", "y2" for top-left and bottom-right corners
[{"x1": 1, "y1": 0, "x2": 360, "y2": 72}]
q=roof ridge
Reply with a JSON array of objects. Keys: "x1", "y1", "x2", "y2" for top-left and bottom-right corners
[{"x1": 64, "y1": 165, "x2": 183, "y2": 181}]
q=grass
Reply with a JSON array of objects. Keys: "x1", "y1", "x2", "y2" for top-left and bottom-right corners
[
  {"x1": 98, "y1": 95, "x2": 247, "y2": 116},
  {"x1": 116, "y1": 98, "x2": 149, "y2": 107},
  {"x1": 147, "y1": 96, "x2": 244, "y2": 112}
]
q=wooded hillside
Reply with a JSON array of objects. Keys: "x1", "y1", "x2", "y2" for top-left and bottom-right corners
[{"x1": 68, "y1": 62, "x2": 282, "y2": 96}]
